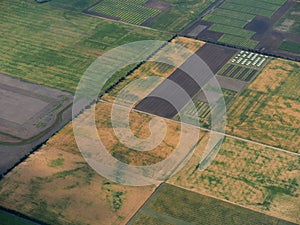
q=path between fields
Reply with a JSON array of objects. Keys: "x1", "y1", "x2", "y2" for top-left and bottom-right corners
[{"x1": 99, "y1": 99, "x2": 300, "y2": 157}]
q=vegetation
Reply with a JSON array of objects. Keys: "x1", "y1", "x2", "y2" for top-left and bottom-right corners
[
  {"x1": 278, "y1": 40, "x2": 300, "y2": 54},
  {"x1": 220, "y1": 2, "x2": 275, "y2": 17},
  {"x1": 89, "y1": 0, "x2": 160, "y2": 25},
  {"x1": 275, "y1": 2, "x2": 300, "y2": 34},
  {"x1": 209, "y1": 24, "x2": 255, "y2": 39},
  {"x1": 168, "y1": 136, "x2": 300, "y2": 224},
  {"x1": 0, "y1": 210, "x2": 37, "y2": 225},
  {"x1": 0, "y1": 0, "x2": 169, "y2": 93},
  {"x1": 218, "y1": 34, "x2": 259, "y2": 49},
  {"x1": 130, "y1": 183, "x2": 296, "y2": 224},
  {"x1": 202, "y1": 14, "x2": 248, "y2": 28}
]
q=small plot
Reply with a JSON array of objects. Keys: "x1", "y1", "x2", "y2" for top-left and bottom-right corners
[
  {"x1": 226, "y1": 0, "x2": 282, "y2": 12},
  {"x1": 220, "y1": 2, "x2": 275, "y2": 17},
  {"x1": 218, "y1": 34, "x2": 259, "y2": 49},
  {"x1": 278, "y1": 40, "x2": 300, "y2": 54},
  {"x1": 202, "y1": 14, "x2": 248, "y2": 28},
  {"x1": 211, "y1": 8, "x2": 256, "y2": 21},
  {"x1": 89, "y1": 0, "x2": 161, "y2": 25},
  {"x1": 209, "y1": 24, "x2": 256, "y2": 39},
  {"x1": 231, "y1": 51, "x2": 269, "y2": 68}
]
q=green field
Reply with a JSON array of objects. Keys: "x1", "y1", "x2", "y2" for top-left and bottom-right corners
[
  {"x1": 275, "y1": 2, "x2": 300, "y2": 34},
  {"x1": 89, "y1": 0, "x2": 160, "y2": 25},
  {"x1": 148, "y1": 0, "x2": 219, "y2": 32},
  {"x1": 218, "y1": 34, "x2": 259, "y2": 48},
  {"x1": 220, "y1": 2, "x2": 275, "y2": 17},
  {"x1": 209, "y1": 24, "x2": 255, "y2": 38},
  {"x1": 203, "y1": 14, "x2": 248, "y2": 28},
  {"x1": 211, "y1": 8, "x2": 256, "y2": 21},
  {"x1": 0, "y1": 0, "x2": 169, "y2": 93},
  {"x1": 227, "y1": 0, "x2": 282, "y2": 12},
  {"x1": 129, "y1": 184, "x2": 297, "y2": 225},
  {"x1": 278, "y1": 40, "x2": 300, "y2": 54}
]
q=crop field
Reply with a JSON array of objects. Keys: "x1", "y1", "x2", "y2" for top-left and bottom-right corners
[
  {"x1": 87, "y1": 0, "x2": 161, "y2": 25},
  {"x1": 0, "y1": 0, "x2": 169, "y2": 94},
  {"x1": 217, "y1": 50, "x2": 269, "y2": 81},
  {"x1": 278, "y1": 40, "x2": 300, "y2": 54},
  {"x1": 275, "y1": 2, "x2": 300, "y2": 34},
  {"x1": 183, "y1": 0, "x2": 300, "y2": 60},
  {"x1": 168, "y1": 135, "x2": 300, "y2": 224},
  {"x1": 85, "y1": 0, "x2": 219, "y2": 32},
  {"x1": 226, "y1": 58, "x2": 300, "y2": 153},
  {"x1": 129, "y1": 183, "x2": 298, "y2": 224}
]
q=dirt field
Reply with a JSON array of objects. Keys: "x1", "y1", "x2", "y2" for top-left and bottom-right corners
[
  {"x1": 135, "y1": 43, "x2": 236, "y2": 118},
  {"x1": 168, "y1": 135, "x2": 300, "y2": 224},
  {"x1": 0, "y1": 100, "x2": 204, "y2": 224},
  {"x1": 0, "y1": 74, "x2": 73, "y2": 175}
]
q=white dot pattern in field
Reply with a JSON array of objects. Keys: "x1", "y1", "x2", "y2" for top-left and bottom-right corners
[{"x1": 231, "y1": 51, "x2": 268, "y2": 68}]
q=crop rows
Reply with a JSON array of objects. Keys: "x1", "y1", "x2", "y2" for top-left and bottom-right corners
[
  {"x1": 203, "y1": 14, "x2": 248, "y2": 28},
  {"x1": 218, "y1": 34, "x2": 259, "y2": 49},
  {"x1": 226, "y1": 0, "x2": 281, "y2": 12},
  {"x1": 123, "y1": 0, "x2": 148, "y2": 4},
  {"x1": 209, "y1": 24, "x2": 255, "y2": 39},
  {"x1": 220, "y1": 2, "x2": 274, "y2": 17},
  {"x1": 211, "y1": 8, "x2": 256, "y2": 21},
  {"x1": 90, "y1": 0, "x2": 160, "y2": 25}
]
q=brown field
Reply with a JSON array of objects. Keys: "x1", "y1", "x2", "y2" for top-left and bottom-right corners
[
  {"x1": 0, "y1": 101, "x2": 204, "y2": 224},
  {"x1": 168, "y1": 135, "x2": 300, "y2": 224},
  {"x1": 227, "y1": 58, "x2": 300, "y2": 152}
]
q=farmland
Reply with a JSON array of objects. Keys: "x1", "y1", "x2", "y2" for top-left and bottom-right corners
[
  {"x1": 129, "y1": 183, "x2": 298, "y2": 224},
  {"x1": 87, "y1": 0, "x2": 161, "y2": 25},
  {"x1": 0, "y1": 0, "x2": 169, "y2": 94},
  {"x1": 168, "y1": 135, "x2": 300, "y2": 224},
  {"x1": 227, "y1": 58, "x2": 300, "y2": 153},
  {"x1": 183, "y1": 0, "x2": 300, "y2": 60},
  {"x1": 0, "y1": 101, "x2": 205, "y2": 224}
]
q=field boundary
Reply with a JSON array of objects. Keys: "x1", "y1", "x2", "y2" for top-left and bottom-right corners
[{"x1": 99, "y1": 99, "x2": 300, "y2": 156}]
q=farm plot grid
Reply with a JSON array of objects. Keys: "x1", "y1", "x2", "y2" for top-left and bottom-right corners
[
  {"x1": 86, "y1": 0, "x2": 163, "y2": 25},
  {"x1": 183, "y1": 0, "x2": 300, "y2": 61}
]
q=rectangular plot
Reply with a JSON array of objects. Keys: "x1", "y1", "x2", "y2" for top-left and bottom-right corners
[
  {"x1": 221, "y1": 64, "x2": 234, "y2": 76},
  {"x1": 227, "y1": 0, "x2": 281, "y2": 11},
  {"x1": 220, "y1": 2, "x2": 274, "y2": 17},
  {"x1": 230, "y1": 66, "x2": 242, "y2": 78},
  {"x1": 211, "y1": 8, "x2": 256, "y2": 21},
  {"x1": 90, "y1": 0, "x2": 160, "y2": 25},
  {"x1": 202, "y1": 14, "x2": 248, "y2": 28},
  {"x1": 218, "y1": 34, "x2": 259, "y2": 49},
  {"x1": 237, "y1": 68, "x2": 250, "y2": 80},
  {"x1": 245, "y1": 70, "x2": 258, "y2": 81},
  {"x1": 209, "y1": 24, "x2": 255, "y2": 39}
]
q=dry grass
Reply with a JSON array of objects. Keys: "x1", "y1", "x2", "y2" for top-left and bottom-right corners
[{"x1": 168, "y1": 135, "x2": 300, "y2": 224}]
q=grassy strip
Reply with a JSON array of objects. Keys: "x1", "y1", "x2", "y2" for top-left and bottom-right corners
[
  {"x1": 211, "y1": 8, "x2": 256, "y2": 21},
  {"x1": 227, "y1": 0, "x2": 281, "y2": 11},
  {"x1": 218, "y1": 34, "x2": 259, "y2": 49},
  {"x1": 209, "y1": 24, "x2": 255, "y2": 38},
  {"x1": 278, "y1": 40, "x2": 300, "y2": 54},
  {"x1": 202, "y1": 14, "x2": 248, "y2": 28},
  {"x1": 220, "y1": 2, "x2": 274, "y2": 17}
]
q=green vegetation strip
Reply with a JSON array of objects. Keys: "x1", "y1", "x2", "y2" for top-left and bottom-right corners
[
  {"x1": 202, "y1": 14, "x2": 248, "y2": 28},
  {"x1": 278, "y1": 40, "x2": 300, "y2": 54},
  {"x1": 211, "y1": 8, "x2": 256, "y2": 21},
  {"x1": 220, "y1": 2, "x2": 274, "y2": 17},
  {"x1": 218, "y1": 34, "x2": 259, "y2": 49},
  {"x1": 90, "y1": 0, "x2": 160, "y2": 25},
  {"x1": 227, "y1": 0, "x2": 281, "y2": 11},
  {"x1": 209, "y1": 24, "x2": 255, "y2": 38},
  {"x1": 0, "y1": 210, "x2": 38, "y2": 225}
]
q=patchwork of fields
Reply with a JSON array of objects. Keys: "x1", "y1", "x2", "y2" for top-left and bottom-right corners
[
  {"x1": 183, "y1": 0, "x2": 300, "y2": 60},
  {"x1": 1, "y1": 0, "x2": 299, "y2": 224}
]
